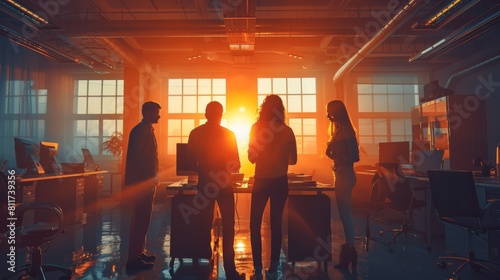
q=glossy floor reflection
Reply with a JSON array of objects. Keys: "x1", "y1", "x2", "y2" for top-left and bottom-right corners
[{"x1": 2, "y1": 192, "x2": 500, "y2": 280}]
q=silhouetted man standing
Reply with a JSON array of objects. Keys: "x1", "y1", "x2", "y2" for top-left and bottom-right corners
[
  {"x1": 187, "y1": 101, "x2": 245, "y2": 280},
  {"x1": 124, "y1": 101, "x2": 161, "y2": 271}
]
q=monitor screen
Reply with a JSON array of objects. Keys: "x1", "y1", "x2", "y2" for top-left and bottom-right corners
[
  {"x1": 14, "y1": 137, "x2": 44, "y2": 175},
  {"x1": 39, "y1": 141, "x2": 62, "y2": 174},
  {"x1": 411, "y1": 140, "x2": 430, "y2": 165},
  {"x1": 176, "y1": 143, "x2": 198, "y2": 176},
  {"x1": 378, "y1": 141, "x2": 410, "y2": 164},
  {"x1": 81, "y1": 148, "x2": 97, "y2": 171}
]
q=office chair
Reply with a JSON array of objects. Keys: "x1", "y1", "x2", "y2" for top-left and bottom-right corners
[
  {"x1": 1, "y1": 202, "x2": 72, "y2": 280},
  {"x1": 365, "y1": 163, "x2": 425, "y2": 252},
  {"x1": 428, "y1": 170, "x2": 500, "y2": 280}
]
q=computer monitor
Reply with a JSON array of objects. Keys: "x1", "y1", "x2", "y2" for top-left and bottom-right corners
[
  {"x1": 39, "y1": 141, "x2": 62, "y2": 174},
  {"x1": 14, "y1": 137, "x2": 44, "y2": 175},
  {"x1": 411, "y1": 140, "x2": 430, "y2": 165},
  {"x1": 81, "y1": 148, "x2": 98, "y2": 171},
  {"x1": 378, "y1": 141, "x2": 410, "y2": 164},
  {"x1": 176, "y1": 143, "x2": 198, "y2": 176}
]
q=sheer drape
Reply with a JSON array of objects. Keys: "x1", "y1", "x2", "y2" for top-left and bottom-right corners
[{"x1": 0, "y1": 37, "x2": 47, "y2": 170}]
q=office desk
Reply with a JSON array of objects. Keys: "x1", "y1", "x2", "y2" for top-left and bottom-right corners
[
  {"x1": 165, "y1": 180, "x2": 335, "y2": 270},
  {"x1": 17, "y1": 171, "x2": 107, "y2": 225},
  {"x1": 165, "y1": 179, "x2": 335, "y2": 194}
]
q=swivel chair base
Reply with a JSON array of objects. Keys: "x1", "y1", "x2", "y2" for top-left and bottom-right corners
[{"x1": 437, "y1": 252, "x2": 500, "y2": 280}]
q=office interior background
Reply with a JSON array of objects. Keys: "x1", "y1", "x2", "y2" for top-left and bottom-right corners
[
  {"x1": 0, "y1": 0, "x2": 500, "y2": 279},
  {"x1": 1, "y1": 0, "x2": 500, "y2": 182}
]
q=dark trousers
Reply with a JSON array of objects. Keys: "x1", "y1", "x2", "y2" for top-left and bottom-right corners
[
  {"x1": 250, "y1": 176, "x2": 288, "y2": 270},
  {"x1": 128, "y1": 185, "x2": 156, "y2": 260},
  {"x1": 196, "y1": 184, "x2": 237, "y2": 273}
]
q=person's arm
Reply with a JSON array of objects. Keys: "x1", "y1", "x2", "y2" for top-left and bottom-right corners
[
  {"x1": 127, "y1": 126, "x2": 148, "y2": 173},
  {"x1": 247, "y1": 124, "x2": 258, "y2": 164},
  {"x1": 228, "y1": 131, "x2": 241, "y2": 173},
  {"x1": 325, "y1": 139, "x2": 335, "y2": 160},
  {"x1": 186, "y1": 131, "x2": 199, "y2": 173},
  {"x1": 288, "y1": 128, "x2": 298, "y2": 165}
]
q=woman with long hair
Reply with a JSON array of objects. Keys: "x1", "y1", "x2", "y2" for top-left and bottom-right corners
[
  {"x1": 248, "y1": 94, "x2": 297, "y2": 279},
  {"x1": 325, "y1": 99, "x2": 360, "y2": 269}
]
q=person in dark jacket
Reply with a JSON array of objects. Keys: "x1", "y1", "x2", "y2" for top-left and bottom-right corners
[
  {"x1": 325, "y1": 99, "x2": 360, "y2": 270},
  {"x1": 124, "y1": 101, "x2": 161, "y2": 271},
  {"x1": 187, "y1": 101, "x2": 245, "y2": 280}
]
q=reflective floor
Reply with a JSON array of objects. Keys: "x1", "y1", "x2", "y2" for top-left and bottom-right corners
[{"x1": 2, "y1": 191, "x2": 500, "y2": 280}]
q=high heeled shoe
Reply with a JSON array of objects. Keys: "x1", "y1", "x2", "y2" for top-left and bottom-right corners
[
  {"x1": 338, "y1": 244, "x2": 346, "y2": 262},
  {"x1": 334, "y1": 246, "x2": 358, "y2": 270}
]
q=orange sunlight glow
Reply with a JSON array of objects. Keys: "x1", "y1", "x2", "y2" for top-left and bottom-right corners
[
  {"x1": 234, "y1": 241, "x2": 246, "y2": 253},
  {"x1": 229, "y1": 120, "x2": 252, "y2": 146},
  {"x1": 226, "y1": 109, "x2": 255, "y2": 176}
]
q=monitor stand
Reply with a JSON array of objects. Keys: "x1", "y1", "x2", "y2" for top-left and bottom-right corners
[{"x1": 29, "y1": 154, "x2": 45, "y2": 175}]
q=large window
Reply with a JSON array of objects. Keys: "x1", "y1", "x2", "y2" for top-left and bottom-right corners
[
  {"x1": 0, "y1": 80, "x2": 46, "y2": 167},
  {"x1": 356, "y1": 74, "x2": 421, "y2": 157},
  {"x1": 257, "y1": 77, "x2": 317, "y2": 154},
  {"x1": 166, "y1": 78, "x2": 226, "y2": 154},
  {"x1": 73, "y1": 80, "x2": 124, "y2": 156}
]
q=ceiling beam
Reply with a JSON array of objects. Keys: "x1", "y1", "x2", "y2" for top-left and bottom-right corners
[{"x1": 58, "y1": 18, "x2": 366, "y2": 38}]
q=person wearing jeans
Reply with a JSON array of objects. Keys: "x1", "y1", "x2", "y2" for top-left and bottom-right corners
[
  {"x1": 325, "y1": 99, "x2": 360, "y2": 270},
  {"x1": 248, "y1": 94, "x2": 297, "y2": 279}
]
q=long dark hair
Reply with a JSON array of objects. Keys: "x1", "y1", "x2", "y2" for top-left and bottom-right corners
[
  {"x1": 257, "y1": 94, "x2": 285, "y2": 123},
  {"x1": 326, "y1": 100, "x2": 356, "y2": 137}
]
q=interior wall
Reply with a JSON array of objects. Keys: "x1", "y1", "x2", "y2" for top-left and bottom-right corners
[{"x1": 446, "y1": 63, "x2": 500, "y2": 163}]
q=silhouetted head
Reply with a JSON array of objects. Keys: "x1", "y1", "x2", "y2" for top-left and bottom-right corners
[
  {"x1": 142, "y1": 101, "x2": 161, "y2": 124},
  {"x1": 205, "y1": 101, "x2": 223, "y2": 123},
  {"x1": 326, "y1": 100, "x2": 350, "y2": 125},
  {"x1": 257, "y1": 94, "x2": 285, "y2": 123}
]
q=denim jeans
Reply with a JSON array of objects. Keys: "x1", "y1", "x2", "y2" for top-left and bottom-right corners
[
  {"x1": 333, "y1": 165, "x2": 357, "y2": 244},
  {"x1": 250, "y1": 176, "x2": 288, "y2": 270}
]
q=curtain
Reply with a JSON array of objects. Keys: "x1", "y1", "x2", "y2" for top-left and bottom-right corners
[{"x1": 0, "y1": 37, "x2": 47, "y2": 170}]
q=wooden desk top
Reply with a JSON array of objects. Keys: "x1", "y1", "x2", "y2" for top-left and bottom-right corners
[
  {"x1": 164, "y1": 180, "x2": 334, "y2": 194},
  {"x1": 17, "y1": 170, "x2": 108, "y2": 183}
]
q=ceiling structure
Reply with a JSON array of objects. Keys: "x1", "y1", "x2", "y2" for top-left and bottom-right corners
[{"x1": 1, "y1": 0, "x2": 499, "y2": 73}]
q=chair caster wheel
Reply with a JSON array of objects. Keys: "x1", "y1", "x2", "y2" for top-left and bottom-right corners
[{"x1": 437, "y1": 260, "x2": 446, "y2": 268}]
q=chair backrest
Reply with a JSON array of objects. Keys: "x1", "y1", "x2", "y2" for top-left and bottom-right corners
[
  {"x1": 371, "y1": 163, "x2": 413, "y2": 211},
  {"x1": 427, "y1": 170, "x2": 482, "y2": 218},
  {"x1": 16, "y1": 202, "x2": 64, "y2": 246}
]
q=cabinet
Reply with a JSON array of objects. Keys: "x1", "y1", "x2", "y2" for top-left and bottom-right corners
[
  {"x1": 288, "y1": 194, "x2": 332, "y2": 270},
  {"x1": 84, "y1": 174, "x2": 104, "y2": 213},
  {"x1": 411, "y1": 95, "x2": 487, "y2": 170},
  {"x1": 35, "y1": 177, "x2": 84, "y2": 225}
]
